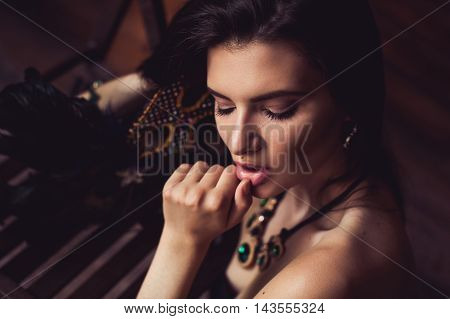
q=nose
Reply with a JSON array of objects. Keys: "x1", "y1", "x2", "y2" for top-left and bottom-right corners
[{"x1": 229, "y1": 120, "x2": 263, "y2": 157}]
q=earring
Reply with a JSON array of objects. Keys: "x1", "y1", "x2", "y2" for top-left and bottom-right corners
[{"x1": 343, "y1": 124, "x2": 358, "y2": 149}]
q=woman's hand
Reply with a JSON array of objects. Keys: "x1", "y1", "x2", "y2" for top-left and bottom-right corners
[
  {"x1": 162, "y1": 161, "x2": 252, "y2": 246},
  {"x1": 137, "y1": 160, "x2": 251, "y2": 298}
]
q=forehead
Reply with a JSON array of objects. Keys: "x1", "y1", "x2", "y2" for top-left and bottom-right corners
[{"x1": 206, "y1": 41, "x2": 319, "y2": 101}]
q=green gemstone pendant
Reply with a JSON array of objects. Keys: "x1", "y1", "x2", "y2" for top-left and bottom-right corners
[
  {"x1": 256, "y1": 255, "x2": 266, "y2": 266},
  {"x1": 236, "y1": 238, "x2": 259, "y2": 268},
  {"x1": 268, "y1": 235, "x2": 285, "y2": 258},
  {"x1": 237, "y1": 243, "x2": 250, "y2": 263},
  {"x1": 259, "y1": 198, "x2": 268, "y2": 207},
  {"x1": 245, "y1": 213, "x2": 257, "y2": 229},
  {"x1": 255, "y1": 246, "x2": 270, "y2": 271},
  {"x1": 238, "y1": 195, "x2": 284, "y2": 272}
]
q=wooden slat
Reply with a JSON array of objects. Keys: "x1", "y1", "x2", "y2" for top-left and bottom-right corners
[
  {"x1": 0, "y1": 179, "x2": 138, "y2": 283},
  {"x1": 0, "y1": 273, "x2": 34, "y2": 298},
  {"x1": 374, "y1": 0, "x2": 450, "y2": 44},
  {"x1": 0, "y1": 215, "x2": 18, "y2": 233},
  {"x1": 374, "y1": 7, "x2": 449, "y2": 106},
  {"x1": 103, "y1": 251, "x2": 155, "y2": 298},
  {"x1": 372, "y1": 2, "x2": 450, "y2": 106},
  {"x1": 7, "y1": 168, "x2": 37, "y2": 187},
  {"x1": 20, "y1": 224, "x2": 100, "y2": 289},
  {"x1": 375, "y1": 6, "x2": 450, "y2": 74},
  {"x1": 118, "y1": 273, "x2": 147, "y2": 299},
  {"x1": 26, "y1": 201, "x2": 161, "y2": 298},
  {"x1": 70, "y1": 221, "x2": 162, "y2": 298},
  {"x1": 0, "y1": 154, "x2": 8, "y2": 165},
  {"x1": 0, "y1": 159, "x2": 26, "y2": 183},
  {"x1": 0, "y1": 222, "x2": 28, "y2": 260},
  {"x1": 54, "y1": 223, "x2": 144, "y2": 298},
  {"x1": 385, "y1": 65, "x2": 450, "y2": 144},
  {"x1": 1, "y1": 209, "x2": 100, "y2": 282},
  {"x1": 0, "y1": 242, "x2": 28, "y2": 270}
]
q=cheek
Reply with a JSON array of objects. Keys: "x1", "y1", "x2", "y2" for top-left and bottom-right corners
[
  {"x1": 264, "y1": 109, "x2": 334, "y2": 174},
  {"x1": 305, "y1": 109, "x2": 342, "y2": 151},
  {"x1": 262, "y1": 122, "x2": 301, "y2": 171},
  {"x1": 215, "y1": 115, "x2": 232, "y2": 146},
  {"x1": 297, "y1": 110, "x2": 343, "y2": 171}
]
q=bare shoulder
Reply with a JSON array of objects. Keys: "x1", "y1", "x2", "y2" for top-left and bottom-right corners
[
  {"x1": 254, "y1": 206, "x2": 416, "y2": 298},
  {"x1": 323, "y1": 205, "x2": 412, "y2": 261}
]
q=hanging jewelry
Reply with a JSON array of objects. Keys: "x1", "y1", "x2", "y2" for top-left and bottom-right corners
[
  {"x1": 343, "y1": 124, "x2": 358, "y2": 149},
  {"x1": 236, "y1": 172, "x2": 367, "y2": 272},
  {"x1": 236, "y1": 197, "x2": 284, "y2": 271}
]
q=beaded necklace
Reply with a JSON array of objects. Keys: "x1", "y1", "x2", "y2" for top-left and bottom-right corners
[{"x1": 236, "y1": 174, "x2": 366, "y2": 271}]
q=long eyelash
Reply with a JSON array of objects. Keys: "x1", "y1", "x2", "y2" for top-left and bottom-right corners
[
  {"x1": 263, "y1": 104, "x2": 299, "y2": 121},
  {"x1": 214, "y1": 100, "x2": 235, "y2": 116},
  {"x1": 214, "y1": 100, "x2": 300, "y2": 121},
  {"x1": 215, "y1": 107, "x2": 234, "y2": 116}
]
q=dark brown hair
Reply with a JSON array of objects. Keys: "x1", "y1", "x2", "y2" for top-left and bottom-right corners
[{"x1": 139, "y1": 0, "x2": 403, "y2": 213}]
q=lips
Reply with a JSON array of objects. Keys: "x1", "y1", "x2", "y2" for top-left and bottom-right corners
[{"x1": 235, "y1": 162, "x2": 269, "y2": 187}]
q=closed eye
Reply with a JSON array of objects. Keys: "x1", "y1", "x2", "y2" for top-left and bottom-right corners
[
  {"x1": 262, "y1": 100, "x2": 302, "y2": 121},
  {"x1": 213, "y1": 99, "x2": 301, "y2": 121},
  {"x1": 262, "y1": 106, "x2": 298, "y2": 121},
  {"x1": 214, "y1": 101, "x2": 235, "y2": 116}
]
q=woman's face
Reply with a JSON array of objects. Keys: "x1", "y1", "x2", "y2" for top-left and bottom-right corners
[{"x1": 207, "y1": 40, "x2": 346, "y2": 198}]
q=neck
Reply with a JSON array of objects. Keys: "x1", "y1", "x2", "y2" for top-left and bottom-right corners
[{"x1": 284, "y1": 144, "x2": 353, "y2": 221}]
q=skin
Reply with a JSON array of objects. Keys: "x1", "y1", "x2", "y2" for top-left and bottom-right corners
[
  {"x1": 137, "y1": 41, "x2": 417, "y2": 299},
  {"x1": 78, "y1": 73, "x2": 155, "y2": 117}
]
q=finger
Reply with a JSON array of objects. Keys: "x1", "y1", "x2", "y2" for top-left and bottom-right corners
[
  {"x1": 199, "y1": 164, "x2": 224, "y2": 188},
  {"x1": 164, "y1": 163, "x2": 192, "y2": 189},
  {"x1": 183, "y1": 161, "x2": 209, "y2": 183},
  {"x1": 226, "y1": 179, "x2": 252, "y2": 229},
  {"x1": 215, "y1": 165, "x2": 240, "y2": 196}
]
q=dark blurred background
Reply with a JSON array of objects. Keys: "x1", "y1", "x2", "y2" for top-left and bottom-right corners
[{"x1": 0, "y1": 0, "x2": 449, "y2": 298}]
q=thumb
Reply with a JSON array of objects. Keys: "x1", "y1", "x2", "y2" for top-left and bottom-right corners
[{"x1": 226, "y1": 179, "x2": 252, "y2": 230}]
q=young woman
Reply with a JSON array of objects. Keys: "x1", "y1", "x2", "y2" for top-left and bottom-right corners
[{"x1": 136, "y1": 0, "x2": 417, "y2": 298}]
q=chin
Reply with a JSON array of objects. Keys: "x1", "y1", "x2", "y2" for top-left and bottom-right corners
[{"x1": 250, "y1": 180, "x2": 286, "y2": 199}]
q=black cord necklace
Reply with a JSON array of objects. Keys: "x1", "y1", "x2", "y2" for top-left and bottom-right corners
[{"x1": 237, "y1": 174, "x2": 366, "y2": 271}]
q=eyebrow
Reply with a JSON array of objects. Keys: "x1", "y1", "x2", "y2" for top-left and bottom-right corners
[{"x1": 207, "y1": 87, "x2": 307, "y2": 103}]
